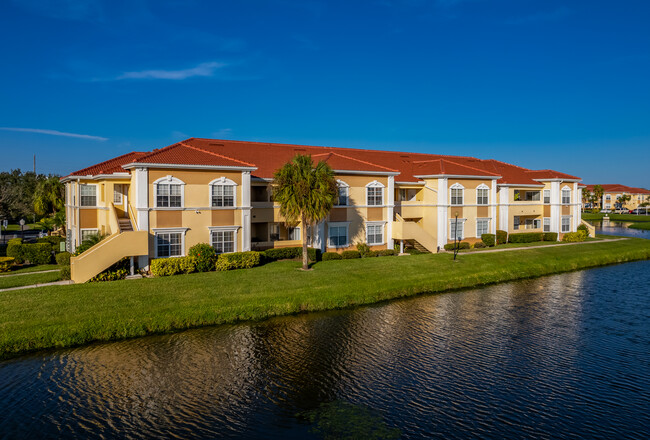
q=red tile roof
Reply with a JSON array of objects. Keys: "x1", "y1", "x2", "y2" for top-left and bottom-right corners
[
  {"x1": 584, "y1": 184, "x2": 650, "y2": 194},
  {"x1": 67, "y1": 137, "x2": 583, "y2": 186},
  {"x1": 65, "y1": 151, "x2": 147, "y2": 178}
]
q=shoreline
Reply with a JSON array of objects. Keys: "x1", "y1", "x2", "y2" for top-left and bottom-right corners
[{"x1": 2, "y1": 238, "x2": 650, "y2": 360}]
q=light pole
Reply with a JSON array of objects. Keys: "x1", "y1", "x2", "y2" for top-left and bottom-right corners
[{"x1": 453, "y1": 212, "x2": 459, "y2": 261}]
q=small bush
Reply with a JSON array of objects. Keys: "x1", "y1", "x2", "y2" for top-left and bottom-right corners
[
  {"x1": 508, "y1": 232, "x2": 544, "y2": 244},
  {"x1": 150, "y1": 256, "x2": 197, "y2": 277},
  {"x1": 215, "y1": 251, "x2": 262, "y2": 271},
  {"x1": 577, "y1": 224, "x2": 589, "y2": 236},
  {"x1": 444, "y1": 242, "x2": 470, "y2": 251},
  {"x1": 496, "y1": 230, "x2": 508, "y2": 245},
  {"x1": 322, "y1": 252, "x2": 342, "y2": 261},
  {"x1": 474, "y1": 241, "x2": 487, "y2": 248},
  {"x1": 377, "y1": 249, "x2": 396, "y2": 256},
  {"x1": 91, "y1": 268, "x2": 128, "y2": 282},
  {"x1": 60, "y1": 265, "x2": 71, "y2": 280},
  {"x1": 20, "y1": 243, "x2": 53, "y2": 265},
  {"x1": 366, "y1": 250, "x2": 380, "y2": 257},
  {"x1": 7, "y1": 238, "x2": 24, "y2": 264},
  {"x1": 37, "y1": 236, "x2": 65, "y2": 249},
  {"x1": 0, "y1": 256, "x2": 15, "y2": 272},
  {"x1": 263, "y1": 247, "x2": 320, "y2": 262},
  {"x1": 404, "y1": 248, "x2": 424, "y2": 255},
  {"x1": 563, "y1": 231, "x2": 588, "y2": 242},
  {"x1": 188, "y1": 243, "x2": 217, "y2": 272},
  {"x1": 55, "y1": 251, "x2": 71, "y2": 266},
  {"x1": 481, "y1": 233, "x2": 496, "y2": 247},
  {"x1": 356, "y1": 242, "x2": 371, "y2": 257},
  {"x1": 544, "y1": 232, "x2": 558, "y2": 242},
  {"x1": 341, "y1": 250, "x2": 361, "y2": 259}
]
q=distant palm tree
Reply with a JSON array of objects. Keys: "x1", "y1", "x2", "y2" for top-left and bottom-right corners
[
  {"x1": 593, "y1": 185, "x2": 604, "y2": 210},
  {"x1": 33, "y1": 176, "x2": 64, "y2": 216},
  {"x1": 272, "y1": 154, "x2": 338, "y2": 270}
]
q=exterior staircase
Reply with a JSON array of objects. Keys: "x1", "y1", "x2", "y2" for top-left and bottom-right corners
[
  {"x1": 118, "y1": 218, "x2": 133, "y2": 232},
  {"x1": 410, "y1": 240, "x2": 431, "y2": 253},
  {"x1": 392, "y1": 214, "x2": 438, "y2": 253}
]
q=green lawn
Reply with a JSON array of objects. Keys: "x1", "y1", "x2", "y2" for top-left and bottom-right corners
[
  {"x1": 464, "y1": 237, "x2": 602, "y2": 252},
  {"x1": 2, "y1": 238, "x2": 650, "y2": 359},
  {"x1": 0, "y1": 270, "x2": 62, "y2": 290},
  {"x1": 582, "y1": 213, "x2": 650, "y2": 222},
  {"x1": 629, "y1": 222, "x2": 650, "y2": 230},
  {"x1": 3, "y1": 223, "x2": 44, "y2": 231},
  {"x1": 7, "y1": 264, "x2": 59, "y2": 274}
]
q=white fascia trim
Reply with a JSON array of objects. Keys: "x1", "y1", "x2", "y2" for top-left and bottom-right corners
[
  {"x1": 122, "y1": 162, "x2": 257, "y2": 171},
  {"x1": 153, "y1": 175, "x2": 186, "y2": 185},
  {"x1": 92, "y1": 173, "x2": 131, "y2": 180},
  {"x1": 251, "y1": 177, "x2": 273, "y2": 182},
  {"x1": 497, "y1": 183, "x2": 545, "y2": 188},
  {"x1": 334, "y1": 170, "x2": 400, "y2": 176},
  {"x1": 208, "y1": 225, "x2": 241, "y2": 232},
  {"x1": 414, "y1": 174, "x2": 502, "y2": 179},
  {"x1": 208, "y1": 177, "x2": 238, "y2": 186},
  {"x1": 395, "y1": 181, "x2": 425, "y2": 185},
  {"x1": 336, "y1": 179, "x2": 350, "y2": 187},
  {"x1": 532, "y1": 178, "x2": 582, "y2": 183},
  {"x1": 365, "y1": 180, "x2": 386, "y2": 188},
  {"x1": 476, "y1": 183, "x2": 490, "y2": 189},
  {"x1": 152, "y1": 227, "x2": 190, "y2": 233},
  {"x1": 365, "y1": 220, "x2": 387, "y2": 225}
]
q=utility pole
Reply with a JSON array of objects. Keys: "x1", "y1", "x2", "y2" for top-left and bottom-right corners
[{"x1": 33, "y1": 154, "x2": 36, "y2": 174}]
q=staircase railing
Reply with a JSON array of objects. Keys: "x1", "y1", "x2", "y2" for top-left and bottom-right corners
[
  {"x1": 391, "y1": 220, "x2": 437, "y2": 253},
  {"x1": 580, "y1": 219, "x2": 596, "y2": 238}
]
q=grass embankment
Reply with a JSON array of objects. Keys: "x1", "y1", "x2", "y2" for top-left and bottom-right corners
[
  {"x1": 629, "y1": 223, "x2": 650, "y2": 230},
  {"x1": 2, "y1": 238, "x2": 650, "y2": 359},
  {"x1": 582, "y1": 213, "x2": 650, "y2": 222},
  {"x1": 0, "y1": 271, "x2": 61, "y2": 290}
]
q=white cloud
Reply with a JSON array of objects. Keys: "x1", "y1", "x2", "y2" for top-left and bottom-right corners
[
  {"x1": 0, "y1": 127, "x2": 107, "y2": 141},
  {"x1": 116, "y1": 61, "x2": 226, "y2": 81},
  {"x1": 212, "y1": 129, "x2": 233, "y2": 138}
]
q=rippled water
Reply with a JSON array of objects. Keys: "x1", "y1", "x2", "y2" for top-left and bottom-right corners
[
  {"x1": 590, "y1": 220, "x2": 650, "y2": 238},
  {"x1": 1, "y1": 261, "x2": 650, "y2": 439}
]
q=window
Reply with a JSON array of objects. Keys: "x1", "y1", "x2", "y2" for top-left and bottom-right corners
[
  {"x1": 270, "y1": 223, "x2": 280, "y2": 241},
  {"x1": 211, "y1": 230, "x2": 235, "y2": 254},
  {"x1": 252, "y1": 186, "x2": 269, "y2": 202},
  {"x1": 450, "y1": 219, "x2": 464, "y2": 240},
  {"x1": 337, "y1": 185, "x2": 349, "y2": 206},
  {"x1": 561, "y1": 217, "x2": 571, "y2": 233},
  {"x1": 398, "y1": 188, "x2": 417, "y2": 202},
  {"x1": 543, "y1": 190, "x2": 550, "y2": 204},
  {"x1": 543, "y1": 217, "x2": 550, "y2": 232},
  {"x1": 366, "y1": 223, "x2": 384, "y2": 245},
  {"x1": 605, "y1": 194, "x2": 611, "y2": 201},
  {"x1": 562, "y1": 187, "x2": 571, "y2": 204},
  {"x1": 80, "y1": 229, "x2": 98, "y2": 242},
  {"x1": 525, "y1": 218, "x2": 533, "y2": 229},
  {"x1": 211, "y1": 185, "x2": 234, "y2": 207},
  {"x1": 156, "y1": 232, "x2": 182, "y2": 257},
  {"x1": 534, "y1": 219, "x2": 541, "y2": 229},
  {"x1": 367, "y1": 187, "x2": 383, "y2": 206},
  {"x1": 476, "y1": 218, "x2": 489, "y2": 236},
  {"x1": 156, "y1": 183, "x2": 182, "y2": 207},
  {"x1": 328, "y1": 223, "x2": 349, "y2": 247},
  {"x1": 288, "y1": 227, "x2": 301, "y2": 241},
  {"x1": 525, "y1": 191, "x2": 541, "y2": 201},
  {"x1": 450, "y1": 183, "x2": 464, "y2": 205},
  {"x1": 605, "y1": 204, "x2": 611, "y2": 209},
  {"x1": 80, "y1": 185, "x2": 96, "y2": 206},
  {"x1": 514, "y1": 216, "x2": 520, "y2": 230},
  {"x1": 476, "y1": 185, "x2": 489, "y2": 205},
  {"x1": 113, "y1": 184, "x2": 123, "y2": 204}
]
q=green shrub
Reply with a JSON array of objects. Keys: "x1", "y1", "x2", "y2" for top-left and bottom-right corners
[
  {"x1": 508, "y1": 232, "x2": 544, "y2": 244},
  {"x1": 60, "y1": 265, "x2": 71, "y2": 280},
  {"x1": 404, "y1": 248, "x2": 424, "y2": 255},
  {"x1": 496, "y1": 230, "x2": 508, "y2": 245},
  {"x1": 37, "y1": 236, "x2": 65, "y2": 249},
  {"x1": 341, "y1": 250, "x2": 361, "y2": 259},
  {"x1": 73, "y1": 233, "x2": 104, "y2": 256},
  {"x1": 7, "y1": 238, "x2": 24, "y2": 264},
  {"x1": 188, "y1": 243, "x2": 217, "y2": 272},
  {"x1": 322, "y1": 252, "x2": 342, "y2": 261},
  {"x1": 481, "y1": 233, "x2": 496, "y2": 247},
  {"x1": 443, "y1": 242, "x2": 470, "y2": 251},
  {"x1": 91, "y1": 268, "x2": 128, "y2": 282},
  {"x1": 356, "y1": 242, "x2": 371, "y2": 257},
  {"x1": 263, "y1": 246, "x2": 320, "y2": 262},
  {"x1": 0, "y1": 256, "x2": 15, "y2": 272},
  {"x1": 577, "y1": 224, "x2": 589, "y2": 235},
  {"x1": 150, "y1": 256, "x2": 197, "y2": 277},
  {"x1": 543, "y1": 232, "x2": 558, "y2": 242},
  {"x1": 377, "y1": 249, "x2": 396, "y2": 256},
  {"x1": 474, "y1": 241, "x2": 487, "y2": 248},
  {"x1": 215, "y1": 251, "x2": 262, "y2": 271},
  {"x1": 562, "y1": 231, "x2": 588, "y2": 242},
  {"x1": 21, "y1": 243, "x2": 53, "y2": 265},
  {"x1": 55, "y1": 251, "x2": 71, "y2": 266},
  {"x1": 366, "y1": 250, "x2": 380, "y2": 257}
]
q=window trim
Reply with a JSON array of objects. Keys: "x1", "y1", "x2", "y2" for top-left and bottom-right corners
[
  {"x1": 327, "y1": 221, "x2": 350, "y2": 248},
  {"x1": 449, "y1": 218, "x2": 467, "y2": 240},
  {"x1": 366, "y1": 180, "x2": 385, "y2": 206},
  {"x1": 543, "y1": 217, "x2": 551, "y2": 232},
  {"x1": 561, "y1": 185, "x2": 571, "y2": 205},
  {"x1": 543, "y1": 189, "x2": 550, "y2": 204},
  {"x1": 365, "y1": 221, "x2": 386, "y2": 246},
  {"x1": 208, "y1": 225, "x2": 240, "y2": 254},
  {"x1": 476, "y1": 218, "x2": 490, "y2": 237},
  {"x1": 153, "y1": 176, "x2": 185, "y2": 209},
  {"x1": 80, "y1": 228, "x2": 99, "y2": 243},
  {"x1": 450, "y1": 183, "x2": 464, "y2": 206},
  {"x1": 476, "y1": 184, "x2": 489, "y2": 205},
  {"x1": 79, "y1": 184, "x2": 98, "y2": 207},
  {"x1": 153, "y1": 227, "x2": 189, "y2": 258},
  {"x1": 561, "y1": 216, "x2": 571, "y2": 233},
  {"x1": 208, "y1": 177, "x2": 238, "y2": 208},
  {"x1": 336, "y1": 179, "x2": 349, "y2": 206}
]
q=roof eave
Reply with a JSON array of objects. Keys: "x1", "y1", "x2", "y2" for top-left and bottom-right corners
[
  {"x1": 122, "y1": 162, "x2": 257, "y2": 171},
  {"x1": 413, "y1": 174, "x2": 501, "y2": 179}
]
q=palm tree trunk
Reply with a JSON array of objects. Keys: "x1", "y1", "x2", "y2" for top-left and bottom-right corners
[{"x1": 302, "y1": 214, "x2": 309, "y2": 270}]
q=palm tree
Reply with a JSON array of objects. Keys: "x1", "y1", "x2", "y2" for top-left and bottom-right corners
[
  {"x1": 616, "y1": 194, "x2": 631, "y2": 212},
  {"x1": 33, "y1": 176, "x2": 64, "y2": 216},
  {"x1": 582, "y1": 189, "x2": 592, "y2": 212},
  {"x1": 593, "y1": 185, "x2": 604, "y2": 210},
  {"x1": 272, "y1": 154, "x2": 338, "y2": 270}
]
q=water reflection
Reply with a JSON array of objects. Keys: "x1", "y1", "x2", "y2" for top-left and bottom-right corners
[
  {"x1": 1, "y1": 262, "x2": 649, "y2": 439},
  {"x1": 589, "y1": 220, "x2": 650, "y2": 238}
]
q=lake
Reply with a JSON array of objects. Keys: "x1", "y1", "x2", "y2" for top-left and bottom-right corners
[{"x1": 1, "y1": 260, "x2": 649, "y2": 439}]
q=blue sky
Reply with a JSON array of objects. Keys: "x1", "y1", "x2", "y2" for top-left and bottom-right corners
[{"x1": 1, "y1": 0, "x2": 649, "y2": 186}]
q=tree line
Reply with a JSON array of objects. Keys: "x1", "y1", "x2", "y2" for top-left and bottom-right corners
[{"x1": 0, "y1": 169, "x2": 65, "y2": 230}]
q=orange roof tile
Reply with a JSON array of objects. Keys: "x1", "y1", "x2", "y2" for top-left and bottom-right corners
[{"x1": 65, "y1": 151, "x2": 147, "y2": 178}]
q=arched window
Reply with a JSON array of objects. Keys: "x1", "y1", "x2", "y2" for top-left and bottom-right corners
[
  {"x1": 336, "y1": 180, "x2": 349, "y2": 206},
  {"x1": 561, "y1": 186, "x2": 571, "y2": 204},
  {"x1": 154, "y1": 176, "x2": 185, "y2": 208},
  {"x1": 209, "y1": 177, "x2": 237, "y2": 207},
  {"x1": 450, "y1": 183, "x2": 464, "y2": 206},
  {"x1": 366, "y1": 180, "x2": 385, "y2": 206},
  {"x1": 476, "y1": 183, "x2": 489, "y2": 205}
]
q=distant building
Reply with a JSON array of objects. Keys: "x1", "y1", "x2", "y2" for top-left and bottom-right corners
[{"x1": 583, "y1": 184, "x2": 650, "y2": 211}]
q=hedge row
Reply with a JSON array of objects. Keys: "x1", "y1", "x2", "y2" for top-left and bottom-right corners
[
  {"x1": 151, "y1": 256, "x2": 198, "y2": 277},
  {"x1": 0, "y1": 257, "x2": 15, "y2": 272},
  {"x1": 444, "y1": 242, "x2": 470, "y2": 251},
  {"x1": 508, "y1": 232, "x2": 544, "y2": 243},
  {"x1": 6, "y1": 239, "x2": 53, "y2": 265},
  {"x1": 215, "y1": 251, "x2": 262, "y2": 271},
  {"x1": 262, "y1": 246, "x2": 320, "y2": 262},
  {"x1": 496, "y1": 230, "x2": 508, "y2": 245},
  {"x1": 481, "y1": 233, "x2": 496, "y2": 247},
  {"x1": 322, "y1": 249, "x2": 397, "y2": 260}
]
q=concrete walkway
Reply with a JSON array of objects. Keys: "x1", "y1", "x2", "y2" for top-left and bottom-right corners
[
  {"x1": 457, "y1": 237, "x2": 628, "y2": 254},
  {"x1": 0, "y1": 269, "x2": 60, "y2": 278},
  {"x1": 0, "y1": 280, "x2": 73, "y2": 293}
]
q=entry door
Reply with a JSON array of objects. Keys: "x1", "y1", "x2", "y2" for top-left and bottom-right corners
[{"x1": 113, "y1": 184, "x2": 129, "y2": 218}]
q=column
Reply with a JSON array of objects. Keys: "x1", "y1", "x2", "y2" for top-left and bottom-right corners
[
  {"x1": 386, "y1": 175, "x2": 395, "y2": 249},
  {"x1": 241, "y1": 171, "x2": 251, "y2": 251},
  {"x1": 437, "y1": 178, "x2": 448, "y2": 249}
]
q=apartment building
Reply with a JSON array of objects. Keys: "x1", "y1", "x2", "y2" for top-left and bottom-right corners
[
  {"x1": 584, "y1": 184, "x2": 650, "y2": 211},
  {"x1": 62, "y1": 139, "x2": 583, "y2": 282}
]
